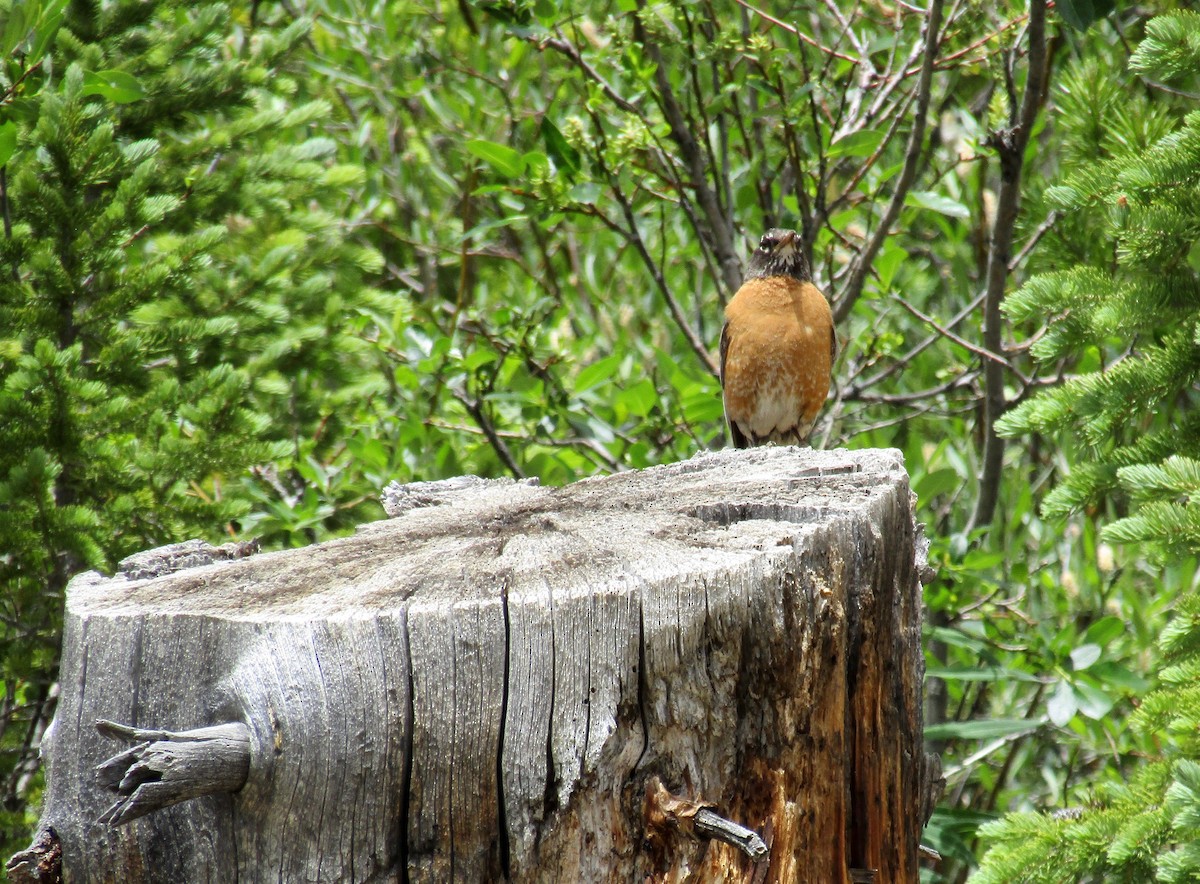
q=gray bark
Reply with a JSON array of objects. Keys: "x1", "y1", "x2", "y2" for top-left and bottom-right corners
[{"x1": 8, "y1": 446, "x2": 934, "y2": 883}]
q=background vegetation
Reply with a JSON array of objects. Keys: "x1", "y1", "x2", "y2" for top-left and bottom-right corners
[{"x1": 1, "y1": 0, "x2": 1197, "y2": 880}]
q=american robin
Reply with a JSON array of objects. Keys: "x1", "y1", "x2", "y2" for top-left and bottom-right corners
[{"x1": 719, "y1": 228, "x2": 835, "y2": 448}]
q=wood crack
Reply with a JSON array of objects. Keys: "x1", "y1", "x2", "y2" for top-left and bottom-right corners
[{"x1": 496, "y1": 578, "x2": 512, "y2": 879}]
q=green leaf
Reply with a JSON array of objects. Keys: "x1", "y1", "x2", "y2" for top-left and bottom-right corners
[
  {"x1": 1048, "y1": 680, "x2": 1077, "y2": 727},
  {"x1": 1089, "y1": 662, "x2": 1150, "y2": 693},
  {"x1": 914, "y1": 467, "x2": 960, "y2": 500},
  {"x1": 873, "y1": 241, "x2": 906, "y2": 292},
  {"x1": 462, "y1": 348, "x2": 498, "y2": 371},
  {"x1": 926, "y1": 625, "x2": 988, "y2": 652},
  {"x1": 1072, "y1": 680, "x2": 1115, "y2": 719},
  {"x1": 926, "y1": 665, "x2": 1042, "y2": 683},
  {"x1": 907, "y1": 190, "x2": 971, "y2": 219},
  {"x1": 1, "y1": 2, "x2": 29, "y2": 58},
  {"x1": 568, "y1": 182, "x2": 601, "y2": 205},
  {"x1": 583, "y1": 415, "x2": 615, "y2": 444},
  {"x1": 575, "y1": 354, "x2": 621, "y2": 393},
  {"x1": 522, "y1": 150, "x2": 549, "y2": 177},
  {"x1": 539, "y1": 115, "x2": 580, "y2": 178},
  {"x1": 464, "y1": 214, "x2": 531, "y2": 238},
  {"x1": 828, "y1": 129, "x2": 884, "y2": 159},
  {"x1": 681, "y1": 389, "x2": 724, "y2": 424},
  {"x1": 465, "y1": 139, "x2": 524, "y2": 178},
  {"x1": 924, "y1": 718, "x2": 1042, "y2": 741},
  {"x1": 962, "y1": 548, "x2": 1006, "y2": 571},
  {"x1": 619, "y1": 378, "x2": 657, "y2": 418},
  {"x1": 0, "y1": 120, "x2": 17, "y2": 168},
  {"x1": 1069, "y1": 643, "x2": 1102, "y2": 671},
  {"x1": 31, "y1": 0, "x2": 67, "y2": 62},
  {"x1": 82, "y1": 70, "x2": 147, "y2": 104},
  {"x1": 1084, "y1": 616, "x2": 1127, "y2": 647},
  {"x1": 1056, "y1": 0, "x2": 1116, "y2": 31}
]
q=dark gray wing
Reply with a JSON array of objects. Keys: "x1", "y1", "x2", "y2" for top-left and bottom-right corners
[{"x1": 718, "y1": 321, "x2": 750, "y2": 449}]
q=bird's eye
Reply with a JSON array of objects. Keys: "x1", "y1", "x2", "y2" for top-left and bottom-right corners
[{"x1": 760, "y1": 237, "x2": 774, "y2": 250}]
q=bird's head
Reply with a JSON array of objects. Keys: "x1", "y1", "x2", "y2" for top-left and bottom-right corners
[{"x1": 743, "y1": 228, "x2": 811, "y2": 282}]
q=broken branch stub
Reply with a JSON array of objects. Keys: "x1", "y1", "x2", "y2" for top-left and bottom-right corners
[
  {"x1": 94, "y1": 720, "x2": 252, "y2": 826},
  {"x1": 7, "y1": 447, "x2": 934, "y2": 883},
  {"x1": 643, "y1": 776, "x2": 768, "y2": 863}
]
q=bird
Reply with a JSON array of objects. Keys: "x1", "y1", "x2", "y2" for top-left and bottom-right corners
[{"x1": 719, "y1": 228, "x2": 835, "y2": 448}]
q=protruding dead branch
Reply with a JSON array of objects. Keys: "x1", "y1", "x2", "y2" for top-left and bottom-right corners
[
  {"x1": 644, "y1": 776, "x2": 768, "y2": 862},
  {"x1": 95, "y1": 719, "x2": 251, "y2": 827},
  {"x1": 4, "y1": 825, "x2": 61, "y2": 884}
]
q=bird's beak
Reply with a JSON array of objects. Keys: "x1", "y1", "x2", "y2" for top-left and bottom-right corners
[{"x1": 775, "y1": 231, "x2": 796, "y2": 251}]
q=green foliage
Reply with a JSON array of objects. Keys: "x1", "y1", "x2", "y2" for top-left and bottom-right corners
[
  {"x1": 1056, "y1": 0, "x2": 1117, "y2": 32},
  {"x1": 0, "y1": 0, "x2": 381, "y2": 857},
  {"x1": 292, "y1": 0, "x2": 1015, "y2": 492},
  {"x1": 270, "y1": 5, "x2": 1189, "y2": 879},
  {"x1": 1106, "y1": 456, "x2": 1200, "y2": 552},
  {"x1": 0, "y1": 0, "x2": 1196, "y2": 878},
  {"x1": 998, "y1": 13, "x2": 1200, "y2": 544},
  {"x1": 974, "y1": 595, "x2": 1200, "y2": 882},
  {"x1": 979, "y1": 10, "x2": 1200, "y2": 881},
  {"x1": 1132, "y1": 10, "x2": 1200, "y2": 83}
]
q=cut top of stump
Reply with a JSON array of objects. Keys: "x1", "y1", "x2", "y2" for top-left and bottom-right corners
[{"x1": 69, "y1": 447, "x2": 910, "y2": 619}]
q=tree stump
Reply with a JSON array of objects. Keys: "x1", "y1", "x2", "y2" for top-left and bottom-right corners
[{"x1": 7, "y1": 447, "x2": 935, "y2": 883}]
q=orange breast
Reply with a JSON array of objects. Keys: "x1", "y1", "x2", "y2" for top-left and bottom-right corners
[{"x1": 721, "y1": 276, "x2": 832, "y2": 444}]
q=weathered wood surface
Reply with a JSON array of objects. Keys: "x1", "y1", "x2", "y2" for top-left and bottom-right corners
[{"x1": 10, "y1": 446, "x2": 932, "y2": 883}]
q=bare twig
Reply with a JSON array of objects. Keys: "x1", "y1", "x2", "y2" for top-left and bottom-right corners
[
  {"x1": 635, "y1": 5, "x2": 742, "y2": 297},
  {"x1": 521, "y1": 24, "x2": 725, "y2": 374},
  {"x1": 1008, "y1": 210, "x2": 1059, "y2": 271},
  {"x1": 617, "y1": 197, "x2": 720, "y2": 376},
  {"x1": 95, "y1": 719, "x2": 252, "y2": 827},
  {"x1": 457, "y1": 392, "x2": 526, "y2": 478},
  {"x1": 854, "y1": 290, "x2": 988, "y2": 391},
  {"x1": 533, "y1": 33, "x2": 640, "y2": 114},
  {"x1": 834, "y1": 0, "x2": 945, "y2": 324},
  {"x1": 426, "y1": 419, "x2": 623, "y2": 472},
  {"x1": 842, "y1": 372, "x2": 979, "y2": 406},
  {"x1": 694, "y1": 808, "x2": 769, "y2": 860},
  {"x1": 644, "y1": 777, "x2": 768, "y2": 861},
  {"x1": 1, "y1": 59, "x2": 44, "y2": 105},
  {"x1": 825, "y1": 87, "x2": 919, "y2": 218},
  {"x1": 733, "y1": 0, "x2": 862, "y2": 63},
  {"x1": 928, "y1": 12, "x2": 1028, "y2": 73},
  {"x1": 587, "y1": 110, "x2": 720, "y2": 375},
  {"x1": 896, "y1": 296, "x2": 1027, "y2": 383}
]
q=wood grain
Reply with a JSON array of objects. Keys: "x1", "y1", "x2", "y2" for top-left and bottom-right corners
[{"x1": 13, "y1": 446, "x2": 933, "y2": 883}]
